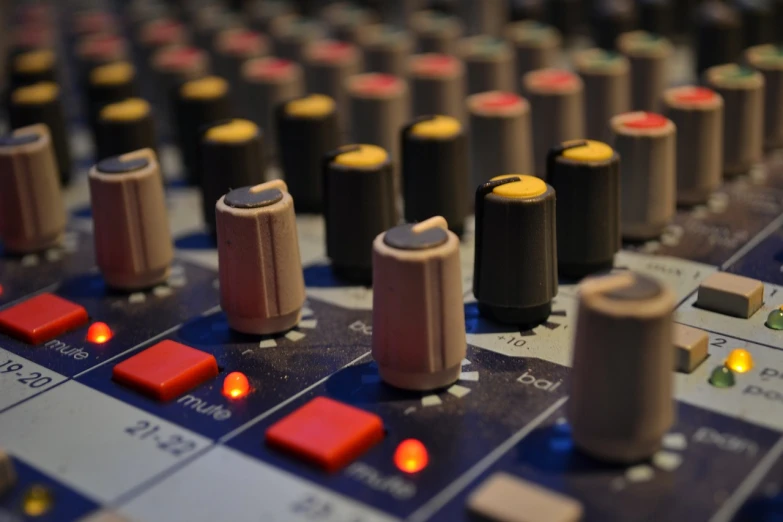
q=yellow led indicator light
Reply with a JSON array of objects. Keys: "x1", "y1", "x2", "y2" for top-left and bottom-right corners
[
  {"x1": 490, "y1": 174, "x2": 547, "y2": 199},
  {"x1": 22, "y1": 485, "x2": 53, "y2": 517},
  {"x1": 725, "y1": 348, "x2": 754, "y2": 374}
]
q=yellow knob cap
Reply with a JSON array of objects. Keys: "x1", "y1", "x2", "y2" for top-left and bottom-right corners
[
  {"x1": 490, "y1": 174, "x2": 547, "y2": 198},
  {"x1": 91, "y1": 61, "x2": 135, "y2": 86},
  {"x1": 14, "y1": 49, "x2": 55, "y2": 73},
  {"x1": 285, "y1": 94, "x2": 335, "y2": 118},
  {"x1": 181, "y1": 76, "x2": 229, "y2": 100},
  {"x1": 100, "y1": 98, "x2": 151, "y2": 121},
  {"x1": 410, "y1": 115, "x2": 461, "y2": 139},
  {"x1": 561, "y1": 139, "x2": 614, "y2": 162},
  {"x1": 333, "y1": 144, "x2": 388, "y2": 168},
  {"x1": 205, "y1": 119, "x2": 258, "y2": 143},
  {"x1": 12, "y1": 82, "x2": 59, "y2": 104}
]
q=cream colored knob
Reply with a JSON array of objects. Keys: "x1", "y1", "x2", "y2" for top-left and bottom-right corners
[
  {"x1": 89, "y1": 148, "x2": 173, "y2": 290},
  {"x1": 611, "y1": 111, "x2": 676, "y2": 240},
  {"x1": 568, "y1": 272, "x2": 676, "y2": 463},
  {"x1": 216, "y1": 180, "x2": 305, "y2": 335},
  {"x1": 0, "y1": 124, "x2": 66, "y2": 253},
  {"x1": 372, "y1": 216, "x2": 466, "y2": 391}
]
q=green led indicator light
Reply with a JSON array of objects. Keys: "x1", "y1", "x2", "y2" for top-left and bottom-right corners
[
  {"x1": 766, "y1": 308, "x2": 783, "y2": 330},
  {"x1": 709, "y1": 365, "x2": 736, "y2": 388}
]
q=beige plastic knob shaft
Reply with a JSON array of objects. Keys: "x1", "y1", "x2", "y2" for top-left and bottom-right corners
[
  {"x1": 216, "y1": 180, "x2": 305, "y2": 335},
  {"x1": 372, "y1": 217, "x2": 466, "y2": 391},
  {"x1": 574, "y1": 48, "x2": 631, "y2": 143},
  {"x1": 704, "y1": 64, "x2": 764, "y2": 176},
  {"x1": 611, "y1": 111, "x2": 676, "y2": 240},
  {"x1": 568, "y1": 272, "x2": 675, "y2": 463},
  {"x1": 523, "y1": 69, "x2": 585, "y2": 179},
  {"x1": 0, "y1": 124, "x2": 66, "y2": 253},
  {"x1": 89, "y1": 148, "x2": 173, "y2": 290}
]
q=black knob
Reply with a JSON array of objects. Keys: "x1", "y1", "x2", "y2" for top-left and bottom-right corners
[
  {"x1": 9, "y1": 49, "x2": 57, "y2": 90},
  {"x1": 510, "y1": 0, "x2": 545, "y2": 21},
  {"x1": 473, "y1": 175, "x2": 558, "y2": 325},
  {"x1": 672, "y1": 0, "x2": 697, "y2": 36},
  {"x1": 401, "y1": 115, "x2": 470, "y2": 237},
  {"x1": 734, "y1": 0, "x2": 774, "y2": 49},
  {"x1": 547, "y1": 0, "x2": 584, "y2": 41},
  {"x1": 694, "y1": 0, "x2": 741, "y2": 77},
  {"x1": 590, "y1": 0, "x2": 637, "y2": 51},
  {"x1": 86, "y1": 61, "x2": 139, "y2": 134},
  {"x1": 775, "y1": 0, "x2": 783, "y2": 44},
  {"x1": 173, "y1": 76, "x2": 234, "y2": 187},
  {"x1": 547, "y1": 140, "x2": 621, "y2": 278},
  {"x1": 276, "y1": 94, "x2": 341, "y2": 213},
  {"x1": 95, "y1": 98, "x2": 158, "y2": 161},
  {"x1": 636, "y1": 0, "x2": 673, "y2": 38},
  {"x1": 324, "y1": 144, "x2": 399, "y2": 284},
  {"x1": 200, "y1": 119, "x2": 267, "y2": 234},
  {"x1": 8, "y1": 82, "x2": 71, "y2": 186}
]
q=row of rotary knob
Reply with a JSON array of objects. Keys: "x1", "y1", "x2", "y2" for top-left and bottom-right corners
[{"x1": 0, "y1": 128, "x2": 675, "y2": 465}]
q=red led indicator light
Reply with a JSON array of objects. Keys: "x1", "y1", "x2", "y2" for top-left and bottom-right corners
[
  {"x1": 87, "y1": 322, "x2": 113, "y2": 344},
  {"x1": 623, "y1": 112, "x2": 668, "y2": 129},
  {"x1": 223, "y1": 371, "x2": 251, "y2": 399},
  {"x1": 394, "y1": 439, "x2": 429, "y2": 473},
  {"x1": 0, "y1": 284, "x2": 4, "y2": 297}
]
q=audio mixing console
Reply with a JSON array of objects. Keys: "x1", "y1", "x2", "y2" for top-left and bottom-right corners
[{"x1": 1, "y1": 0, "x2": 783, "y2": 521}]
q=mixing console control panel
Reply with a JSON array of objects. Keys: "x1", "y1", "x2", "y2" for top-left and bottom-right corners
[{"x1": 1, "y1": 0, "x2": 783, "y2": 521}]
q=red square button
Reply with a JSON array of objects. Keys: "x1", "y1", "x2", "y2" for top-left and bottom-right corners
[
  {"x1": 266, "y1": 397, "x2": 384, "y2": 472},
  {"x1": 0, "y1": 293, "x2": 89, "y2": 344},
  {"x1": 113, "y1": 340, "x2": 218, "y2": 401}
]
